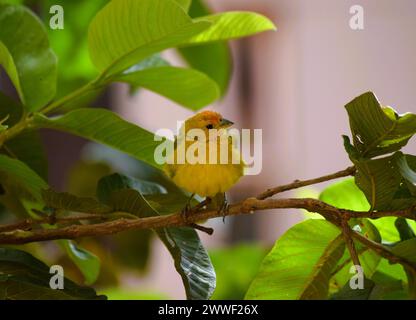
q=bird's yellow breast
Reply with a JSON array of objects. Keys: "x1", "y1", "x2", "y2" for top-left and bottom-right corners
[{"x1": 164, "y1": 138, "x2": 244, "y2": 197}]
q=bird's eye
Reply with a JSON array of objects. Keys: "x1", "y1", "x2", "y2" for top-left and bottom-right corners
[{"x1": 206, "y1": 124, "x2": 214, "y2": 129}]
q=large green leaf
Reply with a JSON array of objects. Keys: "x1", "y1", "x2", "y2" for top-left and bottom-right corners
[
  {"x1": 0, "y1": 247, "x2": 104, "y2": 300},
  {"x1": 0, "y1": 3, "x2": 57, "y2": 111},
  {"x1": 173, "y1": 0, "x2": 192, "y2": 11},
  {"x1": 345, "y1": 92, "x2": 416, "y2": 159},
  {"x1": 32, "y1": 109, "x2": 160, "y2": 168},
  {"x1": 245, "y1": 220, "x2": 345, "y2": 300},
  {"x1": 97, "y1": 173, "x2": 216, "y2": 300},
  {"x1": 88, "y1": 0, "x2": 211, "y2": 76},
  {"x1": 319, "y1": 178, "x2": 370, "y2": 211},
  {"x1": 114, "y1": 66, "x2": 220, "y2": 110},
  {"x1": 0, "y1": 92, "x2": 47, "y2": 179},
  {"x1": 178, "y1": 0, "x2": 232, "y2": 94},
  {"x1": 183, "y1": 11, "x2": 276, "y2": 45},
  {"x1": 0, "y1": 154, "x2": 47, "y2": 201}
]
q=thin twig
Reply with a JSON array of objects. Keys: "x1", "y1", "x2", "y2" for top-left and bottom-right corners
[
  {"x1": 256, "y1": 166, "x2": 356, "y2": 200},
  {"x1": 341, "y1": 220, "x2": 361, "y2": 267},
  {"x1": 0, "y1": 213, "x2": 107, "y2": 233}
]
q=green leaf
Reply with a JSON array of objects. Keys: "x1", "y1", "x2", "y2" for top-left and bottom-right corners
[
  {"x1": 319, "y1": 178, "x2": 370, "y2": 211},
  {"x1": 0, "y1": 154, "x2": 48, "y2": 201},
  {"x1": 88, "y1": 0, "x2": 211, "y2": 76},
  {"x1": 0, "y1": 3, "x2": 57, "y2": 111},
  {"x1": 245, "y1": 220, "x2": 345, "y2": 300},
  {"x1": 395, "y1": 218, "x2": 416, "y2": 241},
  {"x1": 178, "y1": 0, "x2": 232, "y2": 94},
  {"x1": 32, "y1": 109, "x2": 160, "y2": 168},
  {"x1": 345, "y1": 92, "x2": 416, "y2": 159},
  {"x1": 331, "y1": 273, "x2": 407, "y2": 300},
  {"x1": 114, "y1": 66, "x2": 219, "y2": 110},
  {"x1": 60, "y1": 241, "x2": 101, "y2": 286},
  {"x1": 352, "y1": 152, "x2": 416, "y2": 210},
  {"x1": 41, "y1": 189, "x2": 112, "y2": 214},
  {"x1": 0, "y1": 92, "x2": 47, "y2": 179},
  {"x1": 0, "y1": 247, "x2": 105, "y2": 300},
  {"x1": 173, "y1": 0, "x2": 192, "y2": 11},
  {"x1": 183, "y1": 11, "x2": 276, "y2": 45},
  {"x1": 390, "y1": 239, "x2": 416, "y2": 299},
  {"x1": 97, "y1": 173, "x2": 216, "y2": 300}
]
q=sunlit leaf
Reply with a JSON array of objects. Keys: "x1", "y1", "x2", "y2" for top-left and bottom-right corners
[
  {"x1": 183, "y1": 11, "x2": 276, "y2": 45},
  {"x1": 88, "y1": 0, "x2": 211, "y2": 76},
  {"x1": 114, "y1": 66, "x2": 220, "y2": 110},
  {"x1": 245, "y1": 220, "x2": 345, "y2": 300}
]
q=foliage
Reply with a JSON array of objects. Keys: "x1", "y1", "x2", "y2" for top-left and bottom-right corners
[
  {"x1": 0, "y1": 0, "x2": 275, "y2": 300},
  {"x1": 248, "y1": 93, "x2": 416, "y2": 300},
  {"x1": 0, "y1": 0, "x2": 415, "y2": 301}
]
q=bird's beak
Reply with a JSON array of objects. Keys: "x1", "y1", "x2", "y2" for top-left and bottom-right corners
[{"x1": 219, "y1": 118, "x2": 234, "y2": 128}]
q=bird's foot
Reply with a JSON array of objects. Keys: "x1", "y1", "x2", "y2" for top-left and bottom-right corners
[
  {"x1": 218, "y1": 198, "x2": 230, "y2": 223},
  {"x1": 181, "y1": 203, "x2": 193, "y2": 222}
]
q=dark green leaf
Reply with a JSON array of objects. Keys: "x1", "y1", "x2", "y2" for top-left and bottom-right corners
[
  {"x1": 345, "y1": 92, "x2": 416, "y2": 159},
  {"x1": 0, "y1": 92, "x2": 48, "y2": 179},
  {"x1": 0, "y1": 154, "x2": 48, "y2": 201},
  {"x1": 0, "y1": 3, "x2": 57, "y2": 111},
  {"x1": 42, "y1": 189, "x2": 112, "y2": 214},
  {"x1": 331, "y1": 273, "x2": 407, "y2": 300},
  {"x1": 0, "y1": 247, "x2": 105, "y2": 300},
  {"x1": 97, "y1": 173, "x2": 216, "y2": 300}
]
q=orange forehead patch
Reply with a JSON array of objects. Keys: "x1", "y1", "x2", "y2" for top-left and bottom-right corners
[{"x1": 197, "y1": 110, "x2": 222, "y2": 124}]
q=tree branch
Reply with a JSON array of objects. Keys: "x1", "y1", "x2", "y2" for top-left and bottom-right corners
[
  {"x1": 0, "y1": 197, "x2": 414, "y2": 245},
  {"x1": 256, "y1": 166, "x2": 356, "y2": 200},
  {"x1": 0, "y1": 166, "x2": 415, "y2": 274}
]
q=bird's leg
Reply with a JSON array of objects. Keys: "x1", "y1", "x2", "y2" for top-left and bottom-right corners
[
  {"x1": 210, "y1": 193, "x2": 229, "y2": 223},
  {"x1": 181, "y1": 193, "x2": 195, "y2": 222},
  {"x1": 219, "y1": 195, "x2": 229, "y2": 223}
]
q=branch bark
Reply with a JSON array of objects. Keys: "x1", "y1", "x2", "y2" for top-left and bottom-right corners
[{"x1": 0, "y1": 166, "x2": 415, "y2": 274}]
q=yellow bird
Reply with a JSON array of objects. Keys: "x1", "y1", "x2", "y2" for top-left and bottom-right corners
[{"x1": 164, "y1": 111, "x2": 244, "y2": 214}]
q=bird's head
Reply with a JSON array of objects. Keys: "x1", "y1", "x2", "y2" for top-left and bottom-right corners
[{"x1": 182, "y1": 111, "x2": 234, "y2": 138}]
